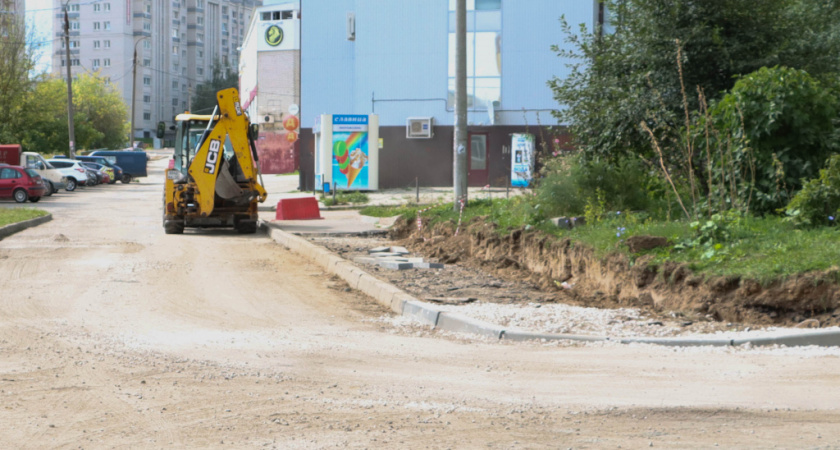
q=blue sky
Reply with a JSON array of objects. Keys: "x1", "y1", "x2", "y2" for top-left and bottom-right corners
[{"x1": 26, "y1": 0, "x2": 54, "y2": 74}]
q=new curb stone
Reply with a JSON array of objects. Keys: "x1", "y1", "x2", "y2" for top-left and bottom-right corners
[
  {"x1": 259, "y1": 220, "x2": 840, "y2": 348},
  {"x1": 0, "y1": 213, "x2": 52, "y2": 240}
]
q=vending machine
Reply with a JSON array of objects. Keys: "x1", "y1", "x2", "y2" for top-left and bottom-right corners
[
  {"x1": 314, "y1": 114, "x2": 380, "y2": 192},
  {"x1": 511, "y1": 133, "x2": 535, "y2": 188}
]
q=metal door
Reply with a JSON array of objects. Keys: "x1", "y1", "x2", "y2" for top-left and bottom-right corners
[{"x1": 467, "y1": 133, "x2": 489, "y2": 186}]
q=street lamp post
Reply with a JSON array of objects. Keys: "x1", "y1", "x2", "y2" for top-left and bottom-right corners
[{"x1": 129, "y1": 37, "x2": 149, "y2": 147}]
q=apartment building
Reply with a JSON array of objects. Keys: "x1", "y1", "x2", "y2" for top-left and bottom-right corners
[{"x1": 52, "y1": 0, "x2": 258, "y2": 141}]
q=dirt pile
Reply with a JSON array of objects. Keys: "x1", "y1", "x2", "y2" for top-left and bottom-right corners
[{"x1": 392, "y1": 216, "x2": 840, "y2": 328}]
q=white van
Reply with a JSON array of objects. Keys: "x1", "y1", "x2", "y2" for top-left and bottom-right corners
[{"x1": 22, "y1": 152, "x2": 67, "y2": 195}]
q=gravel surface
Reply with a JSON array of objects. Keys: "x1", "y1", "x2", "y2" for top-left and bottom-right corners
[{"x1": 311, "y1": 235, "x2": 837, "y2": 347}]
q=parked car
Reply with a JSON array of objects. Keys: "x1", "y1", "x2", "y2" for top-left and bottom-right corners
[
  {"x1": 81, "y1": 162, "x2": 113, "y2": 184},
  {"x1": 75, "y1": 155, "x2": 123, "y2": 183},
  {"x1": 46, "y1": 159, "x2": 90, "y2": 191},
  {"x1": 21, "y1": 153, "x2": 67, "y2": 196},
  {"x1": 0, "y1": 165, "x2": 46, "y2": 202},
  {"x1": 90, "y1": 150, "x2": 147, "y2": 183},
  {"x1": 55, "y1": 155, "x2": 123, "y2": 184}
]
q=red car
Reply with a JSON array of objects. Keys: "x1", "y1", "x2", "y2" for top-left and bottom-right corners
[{"x1": 0, "y1": 165, "x2": 46, "y2": 203}]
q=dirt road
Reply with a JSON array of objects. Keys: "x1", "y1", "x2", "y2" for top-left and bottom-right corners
[{"x1": 1, "y1": 158, "x2": 839, "y2": 448}]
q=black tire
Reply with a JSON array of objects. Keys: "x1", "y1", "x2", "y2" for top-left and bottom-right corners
[
  {"x1": 121, "y1": 174, "x2": 132, "y2": 184},
  {"x1": 29, "y1": 196, "x2": 40, "y2": 203},
  {"x1": 164, "y1": 219, "x2": 185, "y2": 234},
  {"x1": 44, "y1": 181, "x2": 53, "y2": 197},
  {"x1": 65, "y1": 178, "x2": 77, "y2": 191},
  {"x1": 235, "y1": 221, "x2": 257, "y2": 234},
  {"x1": 13, "y1": 189, "x2": 28, "y2": 203}
]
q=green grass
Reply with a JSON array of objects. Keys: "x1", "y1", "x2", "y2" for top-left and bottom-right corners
[
  {"x1": 0, "y1": 208, "x2": 49, "y2": 227},
  {"x1": 321, "y1": 191, "x2": 370, "y2": 206},
  {"x1": 372, "y1": 198, "x2": 840, "y2": 283}
]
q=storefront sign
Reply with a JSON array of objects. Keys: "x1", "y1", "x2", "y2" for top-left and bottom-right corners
[
  {"x1": 332, "y1": 115, "x2": 370, "y2": 189},
  {"x1": 511, "y1": 133, "x2": 535, "y2": 188}
]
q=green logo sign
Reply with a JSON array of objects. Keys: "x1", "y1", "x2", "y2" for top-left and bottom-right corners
[{"x1": 265, "y1": 25, "x2": 283, "y2": 47}]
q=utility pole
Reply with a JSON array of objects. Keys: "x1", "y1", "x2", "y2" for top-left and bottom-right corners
[
  {"x1": 453, "y1": 0, "x2": 467, "y2": 211},
  {"x1": 129, "y1": 47, "x2": 137, "y2": 147},
  {"x1": 63, "y1": 5, "x2": 76, "y2": 158},
  {"x1": 129, "y1": 37, "x2": 148, "y2": 148}
]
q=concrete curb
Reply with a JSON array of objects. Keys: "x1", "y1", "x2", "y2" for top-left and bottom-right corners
[
  {"x1": 259, "y1": 220, "x2": 840, "y2": 348},
  {"x1": 0, "y1": 213, "x2": 52, "y2": 241}
]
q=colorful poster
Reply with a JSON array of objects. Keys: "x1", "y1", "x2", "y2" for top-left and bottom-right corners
[
  {"x1": 332, "y1": 115, "x2": 370, "y2": 190},
  {"x1": 511, "y1": 133, "x2": 535, "y2": 188}
]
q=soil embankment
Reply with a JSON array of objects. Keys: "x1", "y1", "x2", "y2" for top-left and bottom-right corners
[{"x1": 392, "y1": 216, "x2": 840, "y2": 328}]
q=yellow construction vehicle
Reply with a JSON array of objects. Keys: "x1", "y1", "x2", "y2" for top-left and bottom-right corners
[{"x1": 160, "y1": 88, "x2": 267, "y2": 234}]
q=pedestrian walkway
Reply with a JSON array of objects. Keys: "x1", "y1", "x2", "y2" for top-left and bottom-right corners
[{"x1": 258, "y1": 173, "x2": 527, "y2": 235}]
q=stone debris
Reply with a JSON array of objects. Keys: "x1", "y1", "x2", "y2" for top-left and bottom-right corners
[{"x1": 356, "y1": 246, "x2": 444, "y2": 270}]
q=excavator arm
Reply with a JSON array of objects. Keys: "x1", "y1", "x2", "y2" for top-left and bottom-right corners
[{"x1": 187, "y1": 88, "x2": 267, "y2": 217}]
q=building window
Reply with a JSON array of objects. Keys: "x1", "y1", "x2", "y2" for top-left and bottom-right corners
[
  {"x1": 104, "y1": 58, "x2": 110, "y2": 66},
  {"x1": 197, "y1": 67, "x2": 203, "y2": 75},
  {"x1": 146, "y1": 4, "x2": 151, "y2": 13},
  {"x1": 72, "y1": 59, "x2": 80, "y2": 66},
  {"x1": 93, "y1": 3, "x2": 100, "y2": 12},
  {"x1": 143, "y1": 95, "x2": 151, "y2": 103},
  {"x1": 172, "y1": 45, "x2": 178, "y2": 54},
  {"x1": 93, "y1": 40, "x2": 100, "y2": 48},
  {"x1": 104, "y1": 21, "x2": 110, "y2": 30},
  {"x1": 172, "y1": 28, "x2": 178, "y2": 37},
  {"x1": 71, "y1": 21, "x2": 80, "y2": 30},
  {"x1": 143, "y1": 76, "x2": 151, "y2": 85},
  {"x1": 222, "y1": 6, "x2": 227, "y2": 14},
  {"x1": 104, "y1": 3, "x2": 110, "y2": 11},
  {"x1": 143, "y1": 58, "x2": 150, "y2": 66},
  {"x1": 447, "y1": 0, "x2": 502, "y2": 111},
  {"x1": 104, "y1": 40, "x2": 110, "y2": 48},
  {"x1": 143, "y1": 112, "x2": 151, "y2": 120},
  {"x1": 197, "y1": 16, "x2": 203, "y2": 25},
  {"x1": 196, "y1": 0, "x2": 204, "y2": 8},
  {"x1": 197, "y1": 33, "x2": 203, "y2": 43},
  {"x1": 261, "y1": 11, "x2": 270, "y2": 20},
  {"x1": 198, "y1": 50, "x2": 203, "y2": 58},
  {"x1": 68, "y1": 4, "x2": 79, "y2": 12},
  {"x1": 92, "y1": 59, "x2": 100, "y2": 68},
  {"x1": 143, "y1": 40, "x2": 150, "y2": 49},
  {"x1": 172, "y1": 81, "x2": 178, "y2": 89},
  {"x1": 172, "y1": 98, "x2": 179, "y2": 106},
  {"x1": 93, "y1": 22, "x2": 100, "y2": 30},
  {"x1": 143, "y1": 22, "x2": 151, "y2": 31}
]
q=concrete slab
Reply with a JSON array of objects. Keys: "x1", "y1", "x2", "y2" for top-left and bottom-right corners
[
  {"x1": 413, "y1": 262, "x2": 444, "y2": 269},
  {"x1": 369, "y1": 246, "x2": 390, "y2": 253},
  {"x1": 377, "y1": 261, "x2": 414, "y2": 270}
]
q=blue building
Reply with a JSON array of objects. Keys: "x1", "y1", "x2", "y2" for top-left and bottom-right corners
[{"x1": 299, "y1": 0, "x2": 600, "y2": 189}]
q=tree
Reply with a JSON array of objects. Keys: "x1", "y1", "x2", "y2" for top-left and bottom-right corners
[
  {"x1": 73, "y1": 72, "x2": 129, "y2": 149},
  {"x1": 711, "y1": 67, "x2": 839, "y2": 213},
  {"x1": 549, "y1": 0, "x2": 840, "y2": 161},
  {"x1": 190, "y1": 60, "x2": 238, "y2": 114},
  {"x1": 0, "y1": 17, "x2": 38, "y2": 144},
  {"x1": 18, "y1": 75, "x2": 127, "y2": 154}
]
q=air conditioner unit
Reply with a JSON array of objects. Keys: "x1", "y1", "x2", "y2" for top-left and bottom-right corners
[
  {"x1": 262, "y1": 114, "x2": 275, "y2": 124},
  {"x1": 406, "y1": 117, "x2": 433, "y2": 139}
]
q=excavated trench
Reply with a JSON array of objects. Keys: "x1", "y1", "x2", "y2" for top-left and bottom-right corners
[{"x1": 391, "y1": 216, "x2": 840, "y2": 328}]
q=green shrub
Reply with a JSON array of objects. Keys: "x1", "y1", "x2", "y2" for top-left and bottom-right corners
[
  {"x1": 535, "y1": 153, "x2": 665, "y2": 218},
  {"x1": 711, "y1": 66, "x2": 839, "y2": 214},
  {"x1": 783, "y1": 154, "x2": 840, "y2": 227}
]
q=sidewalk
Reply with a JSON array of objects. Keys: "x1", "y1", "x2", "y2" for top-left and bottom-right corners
[{"x1": 258, "y1": 172, "x2": 525, "y2": 235}]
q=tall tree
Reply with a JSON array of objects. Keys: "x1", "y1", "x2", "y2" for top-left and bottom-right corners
[
  {"x1": 0, "y1": 17, "x2": 37, "y2": 144},
  {"x1": 190, "y1": 60, "x2": 238, "y2": 115},
  {"x1": 549, "y1": 0, "x2": 840, "y2": 161}
]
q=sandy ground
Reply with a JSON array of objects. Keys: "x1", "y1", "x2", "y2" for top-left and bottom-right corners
[{"x1": 1, "y1": 157, "x2": 839, "y2": 448}]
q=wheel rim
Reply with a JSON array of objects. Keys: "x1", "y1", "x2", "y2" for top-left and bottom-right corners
[{"x1": 14, "y1": 190, "x2": 26, "y2": 202}]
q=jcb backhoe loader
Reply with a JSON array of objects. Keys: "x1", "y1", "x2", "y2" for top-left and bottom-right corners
[{"x1": 161, "y1": 88, "x2": 267, "y2": 234}]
